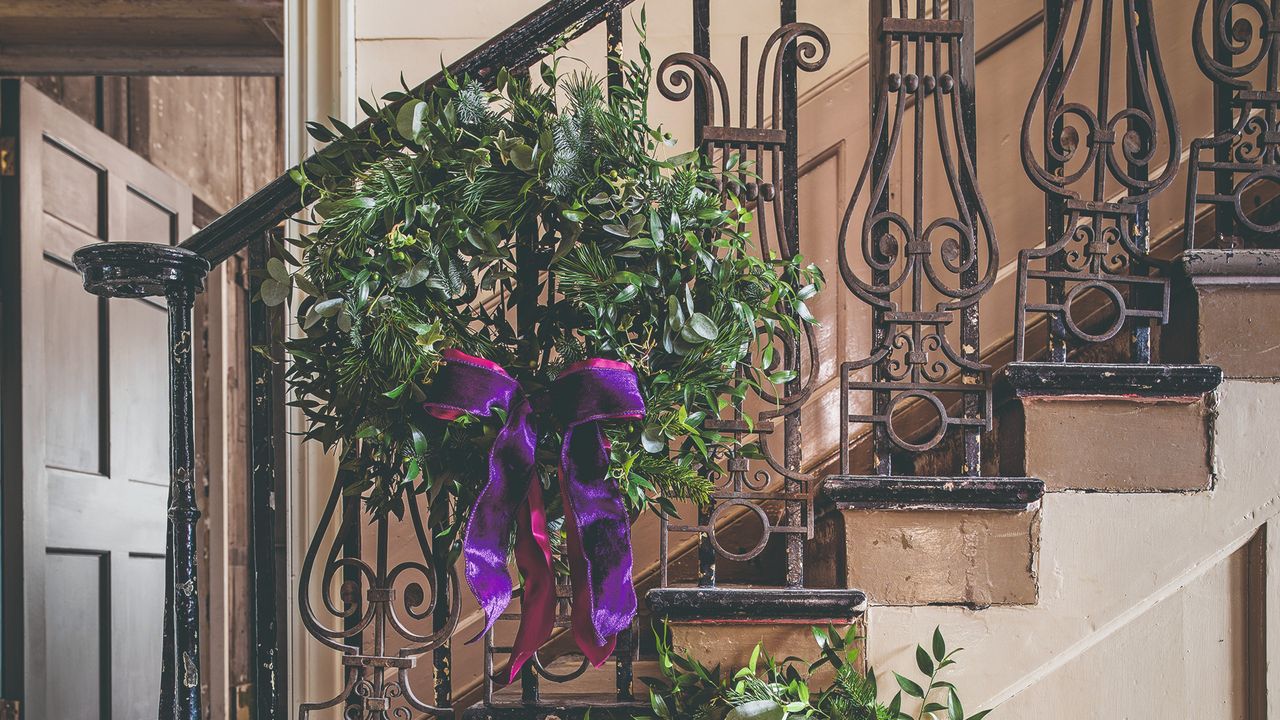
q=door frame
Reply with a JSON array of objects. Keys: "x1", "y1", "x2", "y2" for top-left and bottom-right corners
[{"x1": 0, "y1": 76, "x2": 28, "y2": 715}]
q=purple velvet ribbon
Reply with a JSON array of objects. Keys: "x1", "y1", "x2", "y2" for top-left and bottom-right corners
[{"x1": 422, "y1": 349, "x2": 644, "y2": 682}]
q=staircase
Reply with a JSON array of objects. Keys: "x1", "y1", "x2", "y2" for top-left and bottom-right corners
[{"x1": 67, "y1": 0, "x2": 1280, "y2": 718}]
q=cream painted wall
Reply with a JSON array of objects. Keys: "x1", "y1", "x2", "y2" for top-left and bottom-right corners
[
  {"x1": 353, "y1": 0, "x2": 867, "y2": 153},
  {"x1": 867, "y1": 380, "x2": 1280, "y2": 717}
]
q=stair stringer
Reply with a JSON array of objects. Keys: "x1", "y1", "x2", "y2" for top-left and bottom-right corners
[{"x1": 863, "y1": 379, "x2": 1280, "y2": 717}]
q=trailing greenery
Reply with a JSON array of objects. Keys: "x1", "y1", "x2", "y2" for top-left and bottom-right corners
[
  {"x1": 261, "y1": 14, "x2": 822, "y2": 557},
  {"x1": 638, "y1": 625, "x2": 992, "y2": 720}
]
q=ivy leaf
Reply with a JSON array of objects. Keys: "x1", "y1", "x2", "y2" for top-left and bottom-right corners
[{"x1": 603, "y1": 223, "x2": 631, "y2": 238}]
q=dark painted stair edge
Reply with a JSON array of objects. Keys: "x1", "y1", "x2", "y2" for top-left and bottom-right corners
[
  {"x1": 822, "y1": 475, "x2": 1045, "y2": 511},
  {"x1": 464, "y1": 703, "x2": 650, "y2": 720},
  {"x1": 646, "y1": 587, "x2": 867, "y2": 623},
  {"x1": 1002, "y1": 361, "x2": 1223, "y2": 398},
  {"x1": 1180, "y1": 248, "x2": 1280, "y2": 284}
]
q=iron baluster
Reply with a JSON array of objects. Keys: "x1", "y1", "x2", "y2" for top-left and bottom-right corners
[
  {"x1": 247, "y1": 232, "x2": 285, "y2": 719},
  {"x1": 836, "y1": 0, "x2": 998, "y2": 473},
  {"x1": 653, "y1": 18, "x2": 830, "y2": 587},
  {"x1": 1014, "y1": 0, "x2": 1180, "y2": 363},
  {"x1": 1186, "y1": 0, "x2": 1280, "y2": 249},
  {"x1": 295, "y1": 451, "x2": 460, "y2": 718}
]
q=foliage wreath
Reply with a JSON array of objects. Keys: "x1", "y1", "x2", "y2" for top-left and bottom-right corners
[{"x1": 264, "y1": 24, "x2": 823, "y2": 558}]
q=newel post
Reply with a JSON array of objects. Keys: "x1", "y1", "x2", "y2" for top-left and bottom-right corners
[{"x1": 72, "y1": 242, "x2": 211, "y2": 720}]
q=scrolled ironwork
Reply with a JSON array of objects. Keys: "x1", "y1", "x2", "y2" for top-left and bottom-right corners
[
  {"x1": 297, "y1": 468, "x2": 459, "y2": 719},
  {"x1": 475, "y1": 581, "x2": 642, "y2": 712},
  {"x1": 837, "y1": 0, "x2": 995, "y2": 475},
  {"x1": 1015, "y1": 0, "x2": 1180, "y2": 363},
  {"x1": 1186, "y1": 0, "x2": 1280, "y2": 249},
  {"x1": 653, "y1": 17, "x2": 829, "y2": 591}
]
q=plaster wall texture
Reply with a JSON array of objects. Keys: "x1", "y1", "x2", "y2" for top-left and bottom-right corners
[
  {"x1": 352, "y1": 0, "x2": 867, "y2": 155},
  {"x1": 867, "y1": 379, "x2": 1280, "y2": 717}
]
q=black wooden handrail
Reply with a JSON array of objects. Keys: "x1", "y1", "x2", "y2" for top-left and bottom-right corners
[{"x1": 182, "y1": 0, "x2": 636, "y2": 266}]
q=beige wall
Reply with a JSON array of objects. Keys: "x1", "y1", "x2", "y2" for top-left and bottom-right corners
[
  {"x1": 869, "y1": 379, "x2": 1280, "y2": 718},
  {"x1": 354, "y1": 0, "x2": 866, "y2": 153}
]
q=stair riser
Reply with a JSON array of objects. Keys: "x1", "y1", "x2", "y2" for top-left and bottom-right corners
[
  {"x1": 1170, "y1": 283, "x2": 1280, "y2": 380},
  {"x1": 814, "y1": 508, "x2": 1040, "y2": 607},
  {"x1": 1004, "y1": 394, "x2": 1214, "y2": 493},
  {"x1": 667, "y1": 619, "x2": 865, "y2": 686}
]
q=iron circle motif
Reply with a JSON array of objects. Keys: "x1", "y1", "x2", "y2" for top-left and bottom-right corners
[
  {"x1": 1062, "y1": 280, "x2": 1128, "y2": 344},
  {"x1": 1233, "y1": 169, "x2": 1280, "y2": 234},
  {"x1": 707, "y1": 500, "x2": 772, "y2": 562},
  {"x1": 884, "y1": 390, "x2": 950, "y2": 453},
  {"x1": 532, "y1": 650, "x2": 593, "y2": 683}
]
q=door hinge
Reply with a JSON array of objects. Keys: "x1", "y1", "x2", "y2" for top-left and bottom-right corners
[
  {"x1": 0, "y1": 699, "x2": 20, "y2": 719},
  {"x1": 0, "y1": 137, "x2": 14, "y2": 176}
]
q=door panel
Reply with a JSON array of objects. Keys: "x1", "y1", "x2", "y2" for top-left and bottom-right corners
[{"x1": 3, "y1": 80, "x2": 192, "y2": 719}]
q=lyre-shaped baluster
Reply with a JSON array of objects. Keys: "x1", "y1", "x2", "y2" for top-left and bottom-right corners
[
  {"x1": 653, "y1": 21, "x2": 830, "y2": 591},
  {"x1": 836, "y1": 0, "x2": 996, "y2": 476},
  {"x1": 1186, "y1": 0, "x2": 1280, "y2": 249},
  {"x1": 1015, "y1": 0, "x2": 1180, "y2": 363}
]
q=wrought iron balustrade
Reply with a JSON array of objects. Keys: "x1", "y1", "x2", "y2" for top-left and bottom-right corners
[{"x1": 1186, "y1": 0, "x2": 1280, "y2": 250}]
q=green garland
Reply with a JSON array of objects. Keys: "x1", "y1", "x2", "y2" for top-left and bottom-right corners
[{"x1": 262, "y1": 20, "x2": 822, "y2": 553}]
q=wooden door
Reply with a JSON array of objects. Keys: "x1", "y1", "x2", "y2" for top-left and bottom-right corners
[{"x1": 0, "y1": 80, "x2": 193, "y2": 719}]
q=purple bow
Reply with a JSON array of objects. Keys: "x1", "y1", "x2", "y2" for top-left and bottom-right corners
[{"x1": 422, "y1": 349, "x2": 645, "y2": 681}]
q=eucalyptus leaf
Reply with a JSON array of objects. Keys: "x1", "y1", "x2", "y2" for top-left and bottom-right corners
[
  {"x1": 259, "y1": 279, "x2": 289, "y2": 306},
  {"x1": 266, "y1": 257, "x2": 289, "y2": 283},
  {"x1": 725, "y1": 700, "x2": 784, "y2": 720}
]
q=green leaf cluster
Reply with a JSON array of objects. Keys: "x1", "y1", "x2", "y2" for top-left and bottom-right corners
[
  {"x1": 262, "y1": 16, "x2": 822, "y2": 554},
  {"x1": 639, "y1": 625, "x2": 991, "y2": 720}
]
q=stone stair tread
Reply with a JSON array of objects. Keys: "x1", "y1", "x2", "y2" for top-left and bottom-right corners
[
  {"x1": 1002, "y1": 361, "x2": 1223, "y2": 397},
  {"x1": 647, "y1": 586, "x2": 867, "y2": 622},
  {"x1": 823, "y1": 475, "x2": 1044, "y2": 510}
]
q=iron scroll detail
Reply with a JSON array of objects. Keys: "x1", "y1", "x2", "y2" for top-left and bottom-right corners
[
  {"x1": 1014, "y1": 0, "x2": 1181, "y2": 364},
  {"x1": 837, "y1": 1, "x2": 996, "y2": 476},
  {"x1": 1186, "y1": 0, "x2": 1280, "y2": 250},
  {"x1": 654, "y1": 19, "x2": 830, "y2": 590}
]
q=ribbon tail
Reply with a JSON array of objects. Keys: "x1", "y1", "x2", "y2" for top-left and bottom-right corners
[
  {"x1": 560, "y1": 423, "x2": 637, "y2": 666},
  {"x1": 561, "y1": 469, "x2": 618, "y2": 667},
  {"x1": 506, "y1": 481, "x2": 556, "y2": 683},
  {"x1": 462, "y1": 400, "x2": 538, "y2": 644}
]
